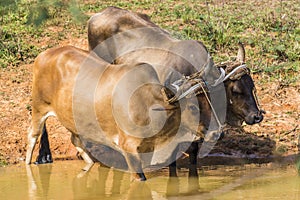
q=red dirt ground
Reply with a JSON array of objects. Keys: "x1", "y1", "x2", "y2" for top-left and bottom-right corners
[{"x1": 0, "y1": 37, "x2": 299, "y2": 166}]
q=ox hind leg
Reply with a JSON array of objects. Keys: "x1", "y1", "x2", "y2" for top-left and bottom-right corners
[
  {"x1": 35, "y1": 124, "x2": 53, "y2": 164},
  {"x1": 26, "y1": 110, "x2": 55, "y2": 164}
]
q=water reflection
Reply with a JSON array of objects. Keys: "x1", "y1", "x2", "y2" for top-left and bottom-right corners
[
  {"x1": 25, "y1": 161, "x2": 204, "y2": 199},
  {"x1": 70, "y1": 165, "x2": 162, "y2": 200},
  {"x1": 26, "y1": 164, "x2": 52, "y2": 200},
  {"x1": 1, "y1": 161, "x2": 295, "y2": 200},
  {"x1": 166, "y1": 177, "x2": 200, "y2": 197},
  {"x1": 72, "y1": 166, "x2": 126, "y2": 199}
]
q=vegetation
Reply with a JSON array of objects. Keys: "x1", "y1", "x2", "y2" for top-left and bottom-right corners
[
  {"x1": 0, "y1": 150, "x2": 7, "y2": 166},
  {"x1": 1, "y1": 0, "x2": 299, "y2": 85}
]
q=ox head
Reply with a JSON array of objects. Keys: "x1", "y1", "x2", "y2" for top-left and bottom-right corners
[
  {"x1": 162, "y1": 70, "x2": 224, "y2": 139},
  {"x1": 213, "y1": 43, "x2": 265, "y2": 126}
]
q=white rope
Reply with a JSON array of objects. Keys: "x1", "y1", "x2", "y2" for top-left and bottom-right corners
[
  {"x1": 167, "y1": 70, "x2": 224, "y2": 131},
  {"x1": 175, "y1": 82, "x2": 202, "y2": 102},
  {"x1": 223, "y1": 64, "x2": 247, "y2": 81},
  {"x1": 212, "y1": 64, "x2": 247, "y2": 87},
  {"x1": 169, "y1": 80, "x2": 223, "y2": 131},
  {"x1": 199, "y1": 83, "x2": 223, "y2": 131}
]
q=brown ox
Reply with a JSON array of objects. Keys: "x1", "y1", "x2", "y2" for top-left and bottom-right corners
[
  {"x1": 26, "y1": 46, "x2": 211, "y2": 181},
  {"x1": 35, "y1": 7, "x2": 227, "y2": 171}
]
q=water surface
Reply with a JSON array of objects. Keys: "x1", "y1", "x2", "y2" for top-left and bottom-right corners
[{"x1": 0, "y1": 160, "x2": 299, "y2": 199}]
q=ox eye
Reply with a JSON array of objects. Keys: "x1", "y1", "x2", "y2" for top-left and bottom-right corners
[
  {"x1": 232, "y1": 86, "x2": 243, "y2": 95},
  {"x1": 189, "y1": 105, "x2": 199, "y2": 111}
]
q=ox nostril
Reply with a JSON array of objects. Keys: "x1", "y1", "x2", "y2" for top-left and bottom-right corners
[
  {"x1": 254, "y1": 113, "x2": 263, "y2": 123},
  {"x1": 260, "y1": 109, "x2": 266, "y2": 114}
]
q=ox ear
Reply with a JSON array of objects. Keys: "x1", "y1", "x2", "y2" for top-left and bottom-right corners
[
  {"x1": 237, "y1": 42, "x2": 246, "y2": 63},
  {"x1": 136, "y1": 12, "x2": 152, "y2": 21}
]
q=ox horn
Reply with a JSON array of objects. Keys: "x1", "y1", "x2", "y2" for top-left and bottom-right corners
[
  {"x1": 237, "y1": 42, "x2": 245, "y2": 63},
  {"x1": 212, "y1": 67, "x2": 226, "y2": 87},
  {"x1": 222, "y1": 64, "x2": 247, "y2": 83}
]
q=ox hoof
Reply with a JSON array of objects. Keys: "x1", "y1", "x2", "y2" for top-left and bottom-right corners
[
  {"x1": 131, "y1": 173, "x2": 146, "y2": 181},
  {"x1": 138, "y1": 177, "x2": 147, "y2": 181},
  {"x1": 34, "y1": 155, "x2": 53, "y2": 165},
  {"x1": 81, "y1": 163, "x2": 94, "y2": 172},
  {"x1": 77, "y1": 171, "x2": 88, "y2": 178}
]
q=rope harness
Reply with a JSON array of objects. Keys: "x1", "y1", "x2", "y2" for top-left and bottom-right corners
[
  {"x1": 215, "y1": 61, "x2": 263, "y2": 112},
  {"x1": 167, "y1": 61, "x2": 258, "y2": 133}
]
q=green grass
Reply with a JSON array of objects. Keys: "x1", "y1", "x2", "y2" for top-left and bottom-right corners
[
  {"x1": 1, "y1": 0, "x2": 299, "y2": 85},
  {"x1": 0, "y1": 153, "x2": 7, "y2": 166}
]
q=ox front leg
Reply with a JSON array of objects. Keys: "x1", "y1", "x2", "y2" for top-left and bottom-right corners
[
  {"x1": 188, "y1": 141, "x2": 199, "y2": 177},
  {"x1": 169, "y1": 145, "x2": 179, "y2": 177},
  {"x1": 75, "y1": 147, "x2": 94, "y2": 172},
  {"x1": 71, "y1": 134, "x2": 94, "y2": 172},
  {"x1": 75, "y1": 146, "x2": 94, "y2": 178},
  {"x1": 124, "y1": 153, "x2": 146, "y2": 181}
]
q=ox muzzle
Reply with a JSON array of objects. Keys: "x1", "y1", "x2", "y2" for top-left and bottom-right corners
[{"x1": 245, "y1": 109, "x2": 265, "y2": 125}]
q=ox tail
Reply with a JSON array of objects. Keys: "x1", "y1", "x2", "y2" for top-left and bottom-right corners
[{"x1": 34, "y1": 124, "x2": 53, "y2": 164}]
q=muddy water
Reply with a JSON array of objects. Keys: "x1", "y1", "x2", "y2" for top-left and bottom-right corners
[{"x1": 0, "y1": 160, "x2": 299, "y2": 200}]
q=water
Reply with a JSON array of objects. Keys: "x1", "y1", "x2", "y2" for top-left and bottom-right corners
[{"x1": 0, "y1": 160, "x2": 299, "y2": 200}]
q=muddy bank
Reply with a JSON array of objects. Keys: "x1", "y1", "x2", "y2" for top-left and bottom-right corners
[{"x1": 0, "y1": 56, "x2": 299, "y2": 167}]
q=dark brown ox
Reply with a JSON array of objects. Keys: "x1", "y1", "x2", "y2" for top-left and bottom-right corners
[
  {"x1": 87, "y1": 7, "x2": 264, "y2": 176},
  {"x1": 216, "y1": 43, "x2": 265, "y2": 126},
  {"x1": 88, "y1": 6, "x2": 226, "y2": 134},
  {"x1": 184, "y1": 43, "x2": 265, "y2": 176},
  {"x1": 26, "y1": 46, "x2": 211, "y2": 181},
  {"x1": 87, "y1": 7, "x2": 228, "y2": 177},
  {"x1": 87, "y1": 6, "x2": 263, "y2": 126}
]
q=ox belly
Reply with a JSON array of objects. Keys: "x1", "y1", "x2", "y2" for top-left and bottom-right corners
[{"x1": 147, "y1": 129, "x2": 196, "y2": 167}]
